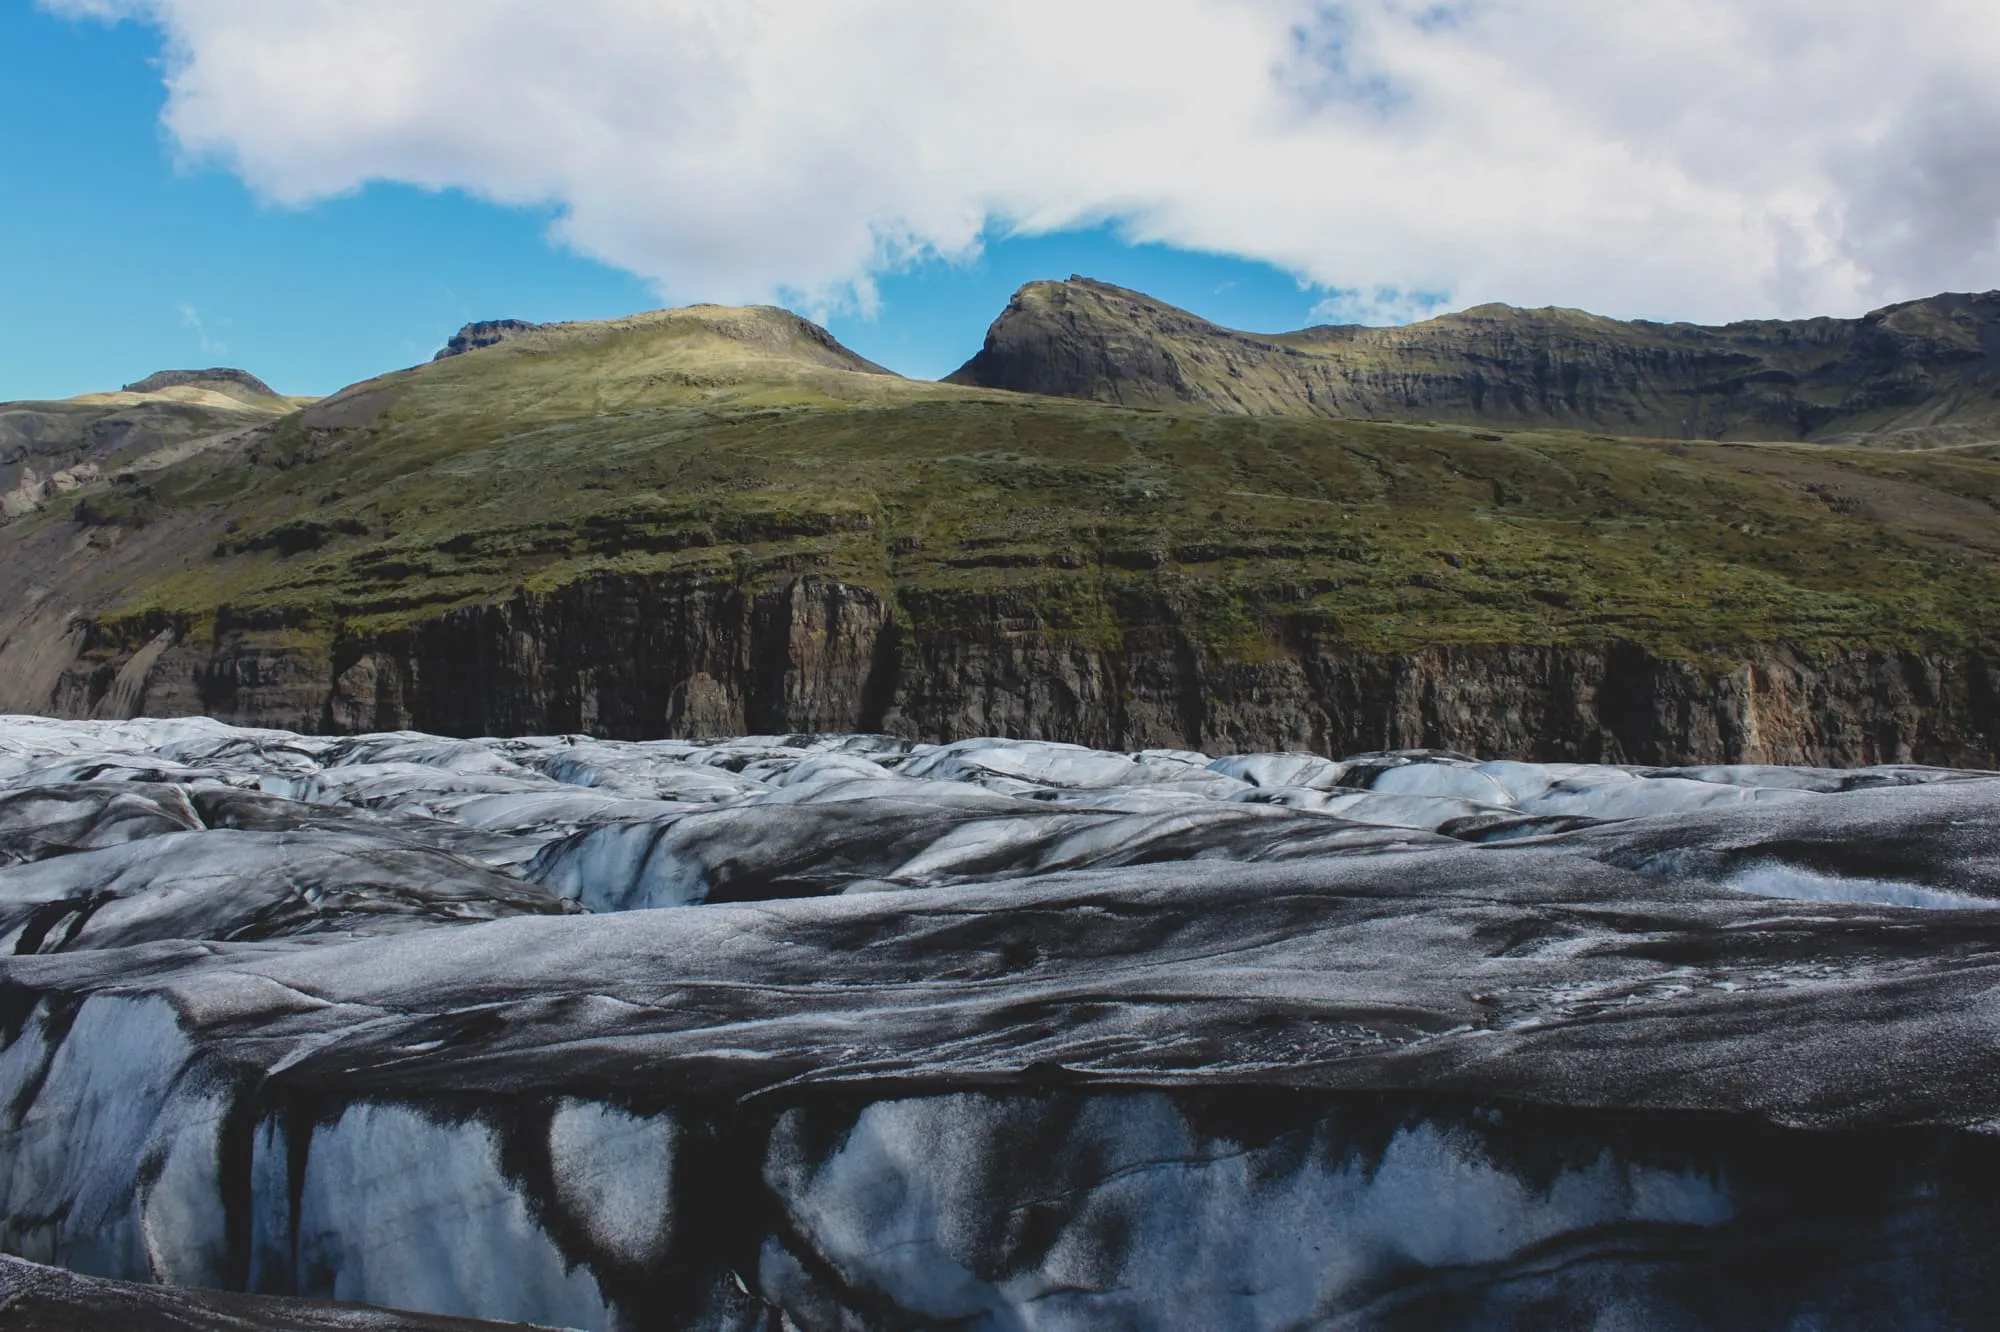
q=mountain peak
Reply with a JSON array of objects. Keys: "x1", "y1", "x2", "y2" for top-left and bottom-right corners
[
  {"x1": 944, "y1": 278, "x2": 1252, "y2": 408},
  {"x1": 306, "y1": 301, "x2": 917, "y2": 430},
  {"x1": 424, "y1": 304, "x2": 894, "y2": 380},
  {"x1": 121, "y1": 368, "x2": 282, "y2": 401}
]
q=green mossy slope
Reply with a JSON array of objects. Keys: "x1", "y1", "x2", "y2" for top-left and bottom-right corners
[{"x1": 11, "y1": 300, "x2": 1993, "y2": 674}]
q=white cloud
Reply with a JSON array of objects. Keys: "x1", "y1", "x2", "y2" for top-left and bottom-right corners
[
  {"x1": 45, "y1": 0, "x2": 2000, "y2": 323},
  {"x1": 1309, "y1": 287, "x2": 1452, "y2": 327}
]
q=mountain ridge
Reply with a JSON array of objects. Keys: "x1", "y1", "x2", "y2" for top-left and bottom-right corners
[
  {"x1": 425, "y1": 304, "x2": 901, "y2": 380},
  {"x1": 947, "y1": 277, "x2": 2000, "y2": 447},
  {"x1": 0, "y1": 291, "x2": 1996, "y2": 762},
  {"x1": 0, "y1": 367, "x2": 305, "y2": 523}
]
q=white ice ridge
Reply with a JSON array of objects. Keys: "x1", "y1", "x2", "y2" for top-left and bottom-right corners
[
  {"x1": 1724, "y1": 863, "x2": 2000, "y2": 911},
  {"x1": 3, "y1": 716, "x2": 1992, "y2": 920}
]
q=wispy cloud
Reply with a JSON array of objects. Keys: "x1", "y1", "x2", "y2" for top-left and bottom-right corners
[
  {"x1": 178, "y1": 303, "x2": 227, "y2": 358},
  {"x1": 48, "y1": 0, "x2": 2000, "y2": 324}
]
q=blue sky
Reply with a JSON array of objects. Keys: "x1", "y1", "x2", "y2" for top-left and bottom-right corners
[
  {"x1": 9, "y1": 2, "x2": 1993, "y2": 401},
  {"x1": 0, "y1": 6, "x2": 1356, "y2": 401}
]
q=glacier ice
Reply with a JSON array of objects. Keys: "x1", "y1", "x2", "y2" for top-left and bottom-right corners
[
  {"x1": 763, "y1": 1093, "x2": 1736, "y2": 1328},
  {"x1": 1, "y1": 715, "x2": 1999, "y2": 1327}
]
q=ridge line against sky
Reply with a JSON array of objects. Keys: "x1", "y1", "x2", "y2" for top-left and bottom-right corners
[{"x1": 6, "y1": 0, "x2": 2000, "y2": 398}]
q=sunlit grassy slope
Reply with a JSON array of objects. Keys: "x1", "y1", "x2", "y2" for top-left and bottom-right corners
[{"x1": 19, "y1": 303, "x2": 2000, "y2": 662}]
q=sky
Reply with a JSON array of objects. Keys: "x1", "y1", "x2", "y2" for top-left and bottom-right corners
[{"x1": 5, "y1": 1, "x2": 2000, "y2": 400}]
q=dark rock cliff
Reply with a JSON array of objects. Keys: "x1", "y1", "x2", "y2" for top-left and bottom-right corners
[
  {"x1": 39, "y1": 573, "x2": 1999, "y2": 766},
  {"x1": 433, "y1": 319, "x2": 544, "y2": 360}
]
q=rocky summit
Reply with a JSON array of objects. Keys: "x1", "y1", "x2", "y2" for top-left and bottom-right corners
[
  {"x1": 5, "y1": 715, "x2": 2000, "y2": 1328},
  {"x1": 949, "y1": 277, "x2": 2000, "y2": 447}
]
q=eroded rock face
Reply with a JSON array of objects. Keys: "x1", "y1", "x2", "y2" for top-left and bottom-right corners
[
  {"x1": 3, "y1": 716, "x2": 2000, "y2": 1327},
  {"x1": 27, "y1": 574, "x2": 2000, "y2": 765}
]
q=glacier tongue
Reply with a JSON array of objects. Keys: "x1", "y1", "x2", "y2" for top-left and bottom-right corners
[{"x1": 4, "y1": 715, "x2": 2000, "y2": 1328}]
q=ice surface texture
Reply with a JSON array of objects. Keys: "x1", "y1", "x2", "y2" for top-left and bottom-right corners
[
  {"x1": 3, "y1": 715, "x2": 2000, "y2": 1329},
  {"x1": 0, "y1": 1251, "x2": 555, "y2": 1328}
]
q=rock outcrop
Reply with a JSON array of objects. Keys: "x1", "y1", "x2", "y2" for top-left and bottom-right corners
[
  {"x1": 25, "y1": 573, "x2": 1997, "y2": 766},
  {"x1": 433, "y1": 319, "x2": 544, "y2": 360},
  {"x1": 948, "y1": 277, "x2": 2000, "y2": 445}
]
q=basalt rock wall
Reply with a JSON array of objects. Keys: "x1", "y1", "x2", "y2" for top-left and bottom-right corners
[{"x1": 31, "y1": 573, "x2": 2000, "y2": 765}]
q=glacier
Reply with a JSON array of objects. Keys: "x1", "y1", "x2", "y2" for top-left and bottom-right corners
[{"x1": 3, "y1": 715, "x2": 2000, "y2": 1328}]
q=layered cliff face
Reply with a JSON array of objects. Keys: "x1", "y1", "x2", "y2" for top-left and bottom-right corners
[
  {"x1": 20, "y1": 573, "x2": 1995, "y2": 767},
  {"x1": 947, "y1": 277, "x2": 2000, "y2": 446},
  {"x1": 2, "y1": 294, "x2": 1997, "y2": 763}
]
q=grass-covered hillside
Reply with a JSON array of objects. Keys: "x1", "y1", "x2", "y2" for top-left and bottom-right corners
[{"x1": 7, "y1": 299, "x2": 1997, "y2": 677}]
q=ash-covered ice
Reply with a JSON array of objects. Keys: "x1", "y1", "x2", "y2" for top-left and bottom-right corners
[{"x1": 4, "y1": 715, "x2": 2000, "y2": 1329}]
